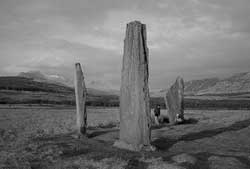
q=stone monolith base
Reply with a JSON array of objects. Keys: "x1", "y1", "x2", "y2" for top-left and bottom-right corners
[
  {"x1": 164, "y1": 77, "x2": 184, "y2": 125},
  {"x1": 114, "y1": 21, "x2": 151, "y2": 151}
]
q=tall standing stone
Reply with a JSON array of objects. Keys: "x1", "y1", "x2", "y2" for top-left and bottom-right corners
[
  {"x1": 164, "y1": 77, "x2": 184, "y2": 125},
  {"x1": 74, "y1": 63, "x2": 87, "y2": 136},
  {"x1": 114, "y1": 21, "x2": 151, "y2": 151}
]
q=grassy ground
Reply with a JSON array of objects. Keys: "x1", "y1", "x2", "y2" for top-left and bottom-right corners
[{"x1": 0, "y1": 106, "x2": 250, "y2": 169}]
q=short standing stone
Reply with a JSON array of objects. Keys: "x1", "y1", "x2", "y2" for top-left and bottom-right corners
[
  {"x1": 74, "y1": 63, "x2": 87, "y2": 135},
  {"x1": 114, "y1": 21, "x2": 151, "y2": 151},
  {"x1": 164, "y1": 77, "x2": 184, "y2": 125}
]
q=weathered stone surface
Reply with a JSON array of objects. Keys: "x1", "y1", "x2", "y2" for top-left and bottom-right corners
[
  {"x1": 208, "y1": 156, "x2": 248, "y2": 169},
  {"x1": 74, "y1": 63, "x2": 87, "y2": 135},
  {"x1": 114, "y1": 21, "x2": 151, "y2": 151},
  {"x1": 164, "y1": 77, "x2": 184, "y2": 125},
  {"x1": 172, "y1": 153, "x2": 197, "y2": 165}
]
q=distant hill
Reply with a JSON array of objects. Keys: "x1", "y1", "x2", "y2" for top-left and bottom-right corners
[
  {"x1": 1, "y1": 74, "x2": 250, "y2": 109},
  {"x1": 17, "y1": 71, "x2": 119, "y2": 96},
  {"x1": 151, "y1": 72, "x2": 250, "y2": 97},
  {"x1": 185, "y1": 72, "x2": 250, "y2": 96},
  {"x1": 0, "y1": 76, "x2": 74, "y2": 93},
  {"x1": 0, "y1": 76, "x2": 119, "y2": 106},
  {"x1": 18, "y1": 71, "x2": 72, "y2": 87},
  {"x1": 18, "y1": 71, "x2": 47, "y2": 81},
  {"x1": 0, "y1": 76, "x2": 118, "y2": 96},
  {"x1": 184, "y1": 78, "x2": 219, "y2": 95},
  {"x1": 13, "y1": 71, "x2": 250, "y2": 97}
]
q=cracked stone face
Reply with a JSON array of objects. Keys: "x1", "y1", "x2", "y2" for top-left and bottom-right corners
[{"x1": 116, "y1": 21, "x2": 151, "y2": 151}]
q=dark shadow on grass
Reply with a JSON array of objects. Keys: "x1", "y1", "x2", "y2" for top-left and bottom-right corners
[
  {"x1": 192, "y1": 152, "x2": 250, "y2": 169},
  {"x1": 124, "y1": 159, "x2": 148, "y2": 169},
  {"x1": 151, "y1": 137, "x2": 178, "y2": 151},
  {"x1": 151, "y1": 124, "x2": 169, "y2": 130},
  {"x1": 62, "y1": 146, "x2": 92, "y2": 157},
  {"x1": 179, "y1": 118, "x2": 199, "y2": 125},
  {"x1": 151, "y1": 118, "x2": 198, "y2": 130},
  {"x1": 180, "y1": 118, "x2": 250, "y2": 141},
  {"x1": 152, "y1": 118, "x2": 250, "y2": 151},
  {"x1": 87, "y1": 123, "x2": 118, "y2": 130},
  {"x1": 191, "y1": 152, "x2": 211, "y2": 169},
  {"x1": 87, "y1": 118, "x2": 199, "y2": 138},
  {"x1": 31, "y1": 131, "x2": 140, "y2": 161},
  {"x1": 87, "y1": 129, "x2": 118, "y2": 138}
]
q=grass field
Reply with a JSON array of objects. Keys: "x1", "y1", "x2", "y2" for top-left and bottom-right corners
[
  {"x1": 1, "y1": 106, "x2": 250, "y2": 169},
  {"x1": 0, "y1": 106, "x2": 119, "y2": 142}
]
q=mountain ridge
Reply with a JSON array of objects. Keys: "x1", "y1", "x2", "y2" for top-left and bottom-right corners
[
  {"x1": 151, "y1": 72, "x2": 250, "y2": 97},
  {"x1": 4, "y1": 71, "x2": 250, "y2": 97},
  {"x1": 17, "y1": 71, "x2": 119, "y2": 96},
  {"x1": 186, "y1": 72, "x2": 250, "y2": 96}
]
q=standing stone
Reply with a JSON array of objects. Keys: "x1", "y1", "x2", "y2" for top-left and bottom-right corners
[
  {"x1": 164, "y1": 77, "x2": 184, "y2": 125},
  {"x1": 114, "y1": 21, "x2": 152, "y2": 151},
  {"x1": 74, "y1": 63, "x2": 87, "y2": 135}
]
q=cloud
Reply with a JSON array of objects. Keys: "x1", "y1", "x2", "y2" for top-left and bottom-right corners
[
  {"x1": 53, "y1": 33, "x2": 122, "y2": 53},
  {"x1": 0, "y1": 0, "x2": 250, "y2": 89}
]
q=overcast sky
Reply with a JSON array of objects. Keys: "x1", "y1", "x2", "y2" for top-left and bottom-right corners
[{"x1": 0, "y1": 0, "x2": 250, "y2": 90}]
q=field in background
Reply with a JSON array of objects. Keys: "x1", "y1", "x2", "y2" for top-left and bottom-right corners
[
  {"x1": 1, "y1": 76, "x2": 250, "y2": 109},
  {"x1": 2, "y1": 90, "x2": 250, "y2": 109}
]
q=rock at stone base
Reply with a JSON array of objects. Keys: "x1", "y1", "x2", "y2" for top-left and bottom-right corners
[
  {"x1": 172, "y1": 153, "x2": 197, "y2": 165},
  {"x1": 208, "y1": 156, "x2": 248, "y2": 169},
  {"x1": 165, "y1": 77, "x2": 184, "y2": 125}
]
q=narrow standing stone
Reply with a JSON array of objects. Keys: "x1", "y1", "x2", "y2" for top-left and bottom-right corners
[
  {"x1": 74, "y1": 63, "x2": 87, "y2": 135},
  {"x1": 114, "y1": 21, "x2": 152, "y2": 151},
  {"x1": 164, "y1": 77, "x2": 184, "y2": 125}
]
